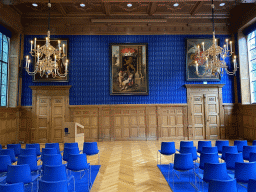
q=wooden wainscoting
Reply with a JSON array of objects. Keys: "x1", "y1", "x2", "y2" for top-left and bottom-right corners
[
  {"x1": 17, "y1": 103, "x2": 237, "y2": 142},
  {"x1": 223, "y1": 104, "x2": 239, "y2": 139},
  {"x1": 238, "y1": 104, "x2": 256, "y2": 140},
  {"x1": 0, "y1": 108, "x2": 19, "y2": 145},
  {"x1": 70, "y1": 104, "x2": 187, "y2": 141},
  {"x1": 19, "y1": 106, "x2": 32, "y2": 143}
]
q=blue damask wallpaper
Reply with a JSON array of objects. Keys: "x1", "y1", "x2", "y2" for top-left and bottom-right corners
[{"x1": 21, "y1": 35, "x2": 235, "y2": 106}]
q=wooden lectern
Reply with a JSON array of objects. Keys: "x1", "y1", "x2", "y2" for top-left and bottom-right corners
[{"x1": 63, "y1": 122, "x2": 84, "y2": 150}]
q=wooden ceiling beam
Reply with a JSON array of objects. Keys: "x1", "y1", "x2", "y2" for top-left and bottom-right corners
[
  {"x1": 190, "y1": 1, "x2": 203, "y2": 15},
  {"x1": 148, "y1": 2, "x2": 157, "y2": 16},
  {"x1": 103, "y1": 2, "x2": 111, "y2": 16},
  {"x1": 56, "y1": 3, "x2": 67, "y2": 16},
  {"x1": 1, "y1": 0, "x2": 236, "y2": 4}
]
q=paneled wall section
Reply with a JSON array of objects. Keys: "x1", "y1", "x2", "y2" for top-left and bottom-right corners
[
  {"x1": 70, "y1": 104, "x2": 187, "y2": 141},
  {"x1": 0, "y1": 108, "x2": 19, "y2": 145}
]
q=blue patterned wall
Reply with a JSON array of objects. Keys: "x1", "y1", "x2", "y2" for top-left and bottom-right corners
[{"x1": 21, "y1": 35, "x2": 235, "y2": 106}]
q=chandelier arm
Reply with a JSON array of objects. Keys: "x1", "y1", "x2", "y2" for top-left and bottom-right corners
[
  {"x1": 212, "y1": 0, "x2": 214, "y2": 34},
  {"x1": 48, "y1": 0, "x2": 51, "y2": 31}
]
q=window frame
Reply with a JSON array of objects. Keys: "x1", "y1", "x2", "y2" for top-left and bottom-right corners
[{"x1": 0, "y1": 32, "x2": 10, "y2": 108}]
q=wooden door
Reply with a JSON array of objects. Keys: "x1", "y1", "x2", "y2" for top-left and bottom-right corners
[
  {"x1": 50, "y1": 96, "x2": 65, "y2": 143},
  {"x1": 192, "y1": 95, "x2": 205, "y2": 140},
  {"x1": 36, "y1": 96, "x2": 50, "y2": 143},
  {"x1": 204, "y1": 94, "x2": 219, "y2": 140}
]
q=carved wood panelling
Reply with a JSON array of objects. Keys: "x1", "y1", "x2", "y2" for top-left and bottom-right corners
[
  {"x1": 186, "y1": 84, "x2": 224, "y2": 140},
  {"x1": 158, "y1": 106, "x2": 187, "y2": 140},
  {"x1": 30, "y1": 86, "x2": 71, "y2": 143},
  {"x1": 0, "y1": 108, "x2": 19, "y2": 145},
  {"x1": 70, "y1": 107, "x2": 99, "y2": 141},
  {"x1": 17, "y1": 103, "x2": 236, "y2": 142},
  {"x1": 70, "y1": 104, "x2": 187, "y2": 141},
  {"x1": 238, "y1": 104, "x2": 256, "y2": 141}
]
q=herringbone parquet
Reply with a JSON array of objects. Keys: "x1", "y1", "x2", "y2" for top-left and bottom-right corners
[{"x1": 29, "y1": 140, "x2": 237, "y2": 192}]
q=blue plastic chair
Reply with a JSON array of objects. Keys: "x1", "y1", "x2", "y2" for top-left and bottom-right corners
[
  {"x1": 157, "y1": 142, "x2": 175, "y2": 165},
  {"x1": 83, "y1": 142, "x2": 100, "y2": 164},
  {"x1": 234, "y1": 140, "x2": 247, "y2": 153},
  {"x1": 20, "y1": 148, "x2": 36, "y2": 156},
  {"x1": 0, "y1": 155, "x2": 11, "y2": 174},
  {"x1": 0, "y1": 149, "x2": 17, "y2": 163},
  {"x1": 179, "y1": 146, "x2": 198, "y2": 161},
  {"x1": 215, "y1": 140, "x2": 230, "y2": 154},
  {"x1": 169, "y1": 153, "x2": 197, "y2": 190},
  {"x1": 0, "y1": 144, "x2": 2, "y2": 150},
  {"x1": 253, "y1": 140, "x2": 256, "y2": 146},
  {"x1": 41, "y1": 148, "x2": 57, "y2": 162},
  {"x1": 243, "y1": 145, "x2": 256, "y2": 161},
  {"x1": 7, "y1": 144, "x2": 21, "y2": 157},
  {"x1": 197, "y1": 141, "x2": 212, "y2": 154},
  {"x1": 201, "y1": 146, "x2": 218, "y2": 154},
  {"x1": 208, "y1": 179, "x2": 237, "y2": 192},
  {"x1": 63, "y1": 147, "x2": 80, "y2": 162},
  {"x1": 20, "y1": 148, "x2": 40, "y2": 161},
  {"x1": 180, "y1": 141, "x2": 194, "y2": 148},
  {"x1": 235, "y1": 162, "x2": 256, "y2": 187},
  {"x1": 67, "y1": 153, "x2": 91, "y2": 191},
  {"x1": 17, "y1": 155, "x2": 42, "y2": 173},
  {"x1": 42, "y1": 154, "x2": 62, "y2": 170},
  {"x1": 64, "y1": 143, "x2": 78, "y2": 148},
  {"x1": 203, "y1": 162, "x2": 231, "y2": 182},
  {"x1": 42, "y1": 165, "x2": 67, "y2": 181},
  {"x1": 45, "y1": 143, "x2": 60, "y2": 154},
  {"x1": 249, "y1": 152, "x2": 256, "y2": 162},
  {"x1": 199, "y1": 153, "x2": 219, "y2": 170},
  {"x1": 41, "y1": 164, "x2": 75, "y2": 191},
  {"x1": 221, "y1": 146, "x2": 238, "y2": 160},
  {"x1": 225, "y1": 152, "x2": 243, "y2": 171},
  {"x1": 26, "y1": 144, "x2": 41, "y2": 156},
  {"x1": 38, "y1": 180, "x2": 68, "y2": 192},
  {"x1": 6, "y1": 164, "x2": 39, "y2": 192},
  {"x1": 0, "y1": 182, "x2": 25, "y2": 192},
  {"x1": 248, "y1": 179, "x2": 256, "y2": 192}
]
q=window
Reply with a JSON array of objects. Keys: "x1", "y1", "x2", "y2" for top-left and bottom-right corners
[{"x1": 0, "y1": 32, "x2": 9, "y2": 107}]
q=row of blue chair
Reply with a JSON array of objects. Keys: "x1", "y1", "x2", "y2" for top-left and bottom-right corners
[{"x1": 0, "y1": 142, "x2": 99, "y2": 192}]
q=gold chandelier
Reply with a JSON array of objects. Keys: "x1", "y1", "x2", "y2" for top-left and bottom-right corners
[
  {"x1": 195, "y1": 0, "x2": 238, "y2": 77},
  {"x1": 25, "y1": 0, "x2": 68, "y2": 78}
]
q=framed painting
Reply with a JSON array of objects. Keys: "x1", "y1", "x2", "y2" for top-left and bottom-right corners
[
  {"x1": 186, "y1": 38, "x2": 221, "y2": 81},
  {"x1": 32, "y1": 38, "x2": 69, "y2": 82},
  {"x1": 110, "y1": 43, "x2": 148, "y2": 95}
]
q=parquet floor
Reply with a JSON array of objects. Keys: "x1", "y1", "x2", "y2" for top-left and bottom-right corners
[
  {"x1": 89, "y1": 140, "x2": 237, "y2": 192},
  {"x1": 26, "y1": 140, "x2": 239, "y2": 192}
]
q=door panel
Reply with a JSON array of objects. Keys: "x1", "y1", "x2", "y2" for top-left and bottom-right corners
[
  {"x1": 192, "y1": 95, "x2": 204, "y2": 140},
  {"x1": 51, "y1": 97, "x2": 65, "y2": 143},
  {"x1": 205, "y1": 94, "x2": 219, "y2": 140},
  {"x1": 37, "y1": 97, "x2": 50, "y2": 143}
]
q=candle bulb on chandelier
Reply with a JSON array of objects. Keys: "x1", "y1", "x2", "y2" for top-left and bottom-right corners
[
  {"x1": 34, "y1": 38, "x2": 37, "y2": 49},
  {"x1": 202, "y1": 42, "x2": 204, "y2": 51},
  {"x1": 195, "y1": 61, "x2": 198, "y2": 73},
  {"x1": 65, "y1": 60, "x2": 68, "y2": 72},
  {"x1": 198, "y1": 45, "x2": 200, "y2": 56},
  {"x1": 30, "y1": 41, "x2": 33, "y2": 52},
  {"x1": 28, "y1": 59, "x2": 31, "y2": 68},
  {"x1": 226, "y1": 39, "x2": 229, "y2": 50},
  {"x1": 58, "y1": 40, "x2": 60, "y2": 49},
  {"x1": 63, "y1": 44, "x2": 65, "y2": 55},
  {"x1": 230, "y1": 41, "x2": 232, "y2": 53}
]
